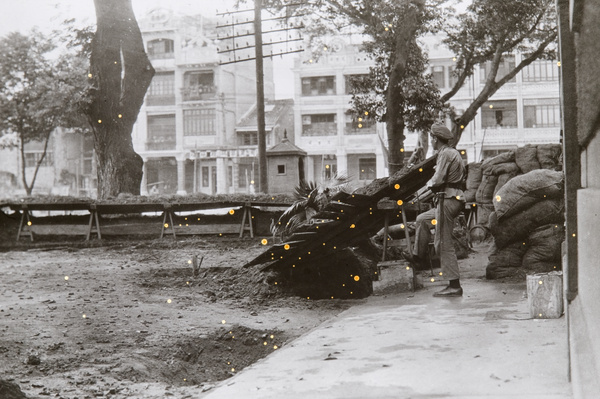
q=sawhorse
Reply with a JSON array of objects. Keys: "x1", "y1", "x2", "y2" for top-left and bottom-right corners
[
  {"x1": 16, "y1": 205, "x2": 33, "y2": 242},
  {"x1": 239, "y1": 203, "x2": 254, "y2": 238},
  {"x1": 160, "y1": 205, "x2": 176, "y2": 239},
  {"x1": 86, "y1": 205, "x2": 102, "y2": 240}
]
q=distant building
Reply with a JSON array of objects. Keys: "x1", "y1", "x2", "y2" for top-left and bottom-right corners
[
  {"x1": 0, "y1": 128, "x2": 95, "y2": 198},
  {"x1": 292, "y1": 37, "x2": 386, "y2": 188},
  {"x1": 291, "y1": 33, "x2": 560, "y2": 188},
  {"x1": 134, "y1": 8, "x2": 276, "y2": 195},
  {"x1": 423, "y1": 34, "x2": 560, "y2": 162}
]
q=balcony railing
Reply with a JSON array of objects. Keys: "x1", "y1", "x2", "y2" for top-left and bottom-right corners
[
  {"x1": 148, "y1": 52, "x2": 174, "y2": 60},
  {"x1": 344, "y1": 123, "x2": 376, "y2": 135},
  {"x1": 302, "y1": 123, "x2": 337, "y2": 136},
  {"x1": 146, "y1": 95, "x2": 175, "y2": 106},
  {"x1": 146, "y1": 139, "x2": 176, "y2": 151},
  {"x1": 182, "y1": 85, "x2": 216, "y2": 101}
]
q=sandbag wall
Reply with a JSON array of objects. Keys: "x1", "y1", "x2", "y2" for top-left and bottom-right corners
[{"x1": 477, "y1": 144, "x2": 565, "y2": 279}]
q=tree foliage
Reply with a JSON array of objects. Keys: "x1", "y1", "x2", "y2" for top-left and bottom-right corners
[
  {"x1": 262, "y1": 0, "x2": 446, "y2": 173},
  {"x1": 0, "y1": 30, "x2": 88, "y2": 195},
  {"x1": 442, "y1": 0, "x2": 558, "y2": 146},
  {"x1": 267, "y1": 0, "x2": 558, "y2": 170}
]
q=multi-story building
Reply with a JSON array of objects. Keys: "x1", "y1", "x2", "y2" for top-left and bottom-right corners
[
  {"x1": 292, "y1": 34, "x2": 560, "y2": 188},
  {"x1": 292, "y1": 37, "x2": 387, "y2": 188},
  {"x1": 134, "y1": 7, "x2": 276, "y2": 195}
]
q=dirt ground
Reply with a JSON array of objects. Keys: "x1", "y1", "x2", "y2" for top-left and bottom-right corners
[{"x1": 0, "y1": 236, "x2": 356, "y2": 399}]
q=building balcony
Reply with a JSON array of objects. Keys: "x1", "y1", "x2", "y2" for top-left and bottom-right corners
[
  {"x1": 344, "y1": 123, "x2": 376, "y2": 135},
  {"x1": 302, "y1": 123, "x2": 337, "y2": 136},
  {"x1": 182, "y1": 85, "x2": 216, "y2": 102},
  {"x1": 146, "y1": 139, "x2": 176, "y2": 151},
  {"x1": 477, "y1": 127, "x2": 560, "y2": 145},
  {"x1": 146, "y1": 95, "x2": 175, "y2": 106}
]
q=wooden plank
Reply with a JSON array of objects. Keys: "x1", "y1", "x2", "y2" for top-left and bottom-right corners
[
  {"x1": 31, "y1": 223, "x2": 240, "y2": 236},
  {"x1": 31, "y1": 225, "x2": 89, "y2": 236}
]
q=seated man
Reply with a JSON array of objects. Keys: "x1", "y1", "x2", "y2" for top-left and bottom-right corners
[{"x1": 411, "y1": 124, "x2": 466, "y2": 297}]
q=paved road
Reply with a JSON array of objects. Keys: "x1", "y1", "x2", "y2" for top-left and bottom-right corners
[{"x1": 202, "y1": 246, "x2": 572, "y2": 399}]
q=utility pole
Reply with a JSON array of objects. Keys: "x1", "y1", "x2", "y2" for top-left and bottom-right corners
[
  {"x1": 254, "y1": 0, "x2": 267, "y2": 193},
  {"x1": 217, "y1": 2, "x2": 304, "y2": 194}
]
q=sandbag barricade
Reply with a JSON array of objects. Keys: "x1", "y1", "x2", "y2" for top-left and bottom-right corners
[
  {"x1": 489, "y1": 199, "x2": 564, "y2": 250},
  {"x1": 515, "y1": 145, "x2": 541, "y2": 174},
  {"x1": 536, "y1": 144, "x2": 562, "y2": 171},
  {"x1": 486, "y1": 241, "x2": 528, "y2": 279},
  {"x1": 522, "y1": 224, "x2": 564, "y2": 272},
  {"x1": 475, "y1": 175, "x2": 498, "y2": 204},
  {"x1": 493, "y1": 169, "x2": 564, "y2": 220},
  {"x1": 464, "y1": 162, "x2": 482, "y2": 202}
]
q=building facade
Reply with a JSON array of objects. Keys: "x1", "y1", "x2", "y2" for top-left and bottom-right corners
[
  {"x1": 134, "y1": 8, "x2": 275, "y2": 196},
  {"x1": 291, "y1": 34, "x2": 560, "y2": 189},
  {"x1": 292, "y1": 38, "x2": 388, "y2": 188}
]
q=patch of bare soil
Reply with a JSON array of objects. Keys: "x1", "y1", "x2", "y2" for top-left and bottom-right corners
[{"x1": 0, "y1": 236, "x2": 355, "y2": 398}]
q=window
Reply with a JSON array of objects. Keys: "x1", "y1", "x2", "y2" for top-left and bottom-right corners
[
  {"x1": 522, "y1": 60, "x2": 559, "y2": 82},
  {"x1": 183, "y1": 109, "x2": 216, "y2": 136},
  {"x1": 481, "y1": 100, "x2": 518, "y2": 128},
  {"x1": 432, "y1": 66, "x2": 445, "y2": 88},
  {"x1": 238, "y1": 132, "x2": 258, "y2": 146},
  {"x1": 523, "y1": 99, "x2": 560, "y2": 128},
  {"x1": 359, "y1": 158, "x2": 376, "y2": 180},
  {"x1": 202, "y1": 166, "x2": 209, "y2": 187},
  {"x1": 323, "y1": 162, "x2": 337, "y2": 180},
  {"x1": 302, "y1": 114, "x2": 337, "y2": 136},
  {"x1": 24, "y1": 152, "x2": 53, "y2": 168},
  {"x1": 480, "y1": 55, "x2": 516, "y2": 83},
  {"x1": 277, "y1": 164, "x2": 286, "y2": 175},
  {"x1": 147, "y1": 72, "x2": 175, "y2": 105},
  {"x1": 238, "y1": 162, "x2": 255, "y2": 188},
  {"x1": 344, "y1": 74, "x2": 369, "y2": 95},
  {"x1": 183, "y1": 71, "x2": 215, "y2": 101},
  {"x1": 147, "y1": 114, "x2": 176, "y2": 150},
  {"x1": 301, "y1": 76, "x2": 336, "y2": 96},
  {"x1": 147, "y1": 39, "x2": 174, "y2": 59}
]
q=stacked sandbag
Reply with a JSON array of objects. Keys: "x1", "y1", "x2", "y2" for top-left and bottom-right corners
[
  {"x1": 486, "y1": 241, "x2": 529, "y2": 279},
  {"x1": 489, "y1": 199, "x2": 564, "y2": 249},
  {"x1": 475, "y1": 174, "x2": 498, "y2": 204},
  {"x1": 536, "y1": 143, "x2": 562, "y2": 171},
  {"x1": 475, "y1": 151, "x2": 520, "y2": 220},
  {"x1": 464, "y1": 162, "x2": 482, "y2": 202},
  {"x1": 485, "y1": 168, "x2": 565, "y2": 279},
  {"x1": 481, "y1": 150, "x2": 515, "y2": 172},
  {"x1": 522, "y1": 224, "x2": 564, "y2": 273},
  {"x1": 493, "y1": 169, "x2": 564, "y2": 220},
  {"x1": 515, "y1": 145, "x2": 541, "y2": 174},
  {"x1": 476, "y1": 203, "x2": 495, "y2": 227}
]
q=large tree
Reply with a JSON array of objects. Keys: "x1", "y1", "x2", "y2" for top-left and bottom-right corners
[
  {"x1": 0, "y1": 30, "x2": 87, "y2": 196},
  {"x1": 441, "y1": 0, "x2": 558, "y2": 147},
  {"x1": 82, "y1": 0, "x2": 154, "y2": 198},
  {"x1": 289, "y1": 0, "x2": 557, "y2": 169},
  {"x1": 284, "y1": 0, "x2": 443, "y2": 174}
]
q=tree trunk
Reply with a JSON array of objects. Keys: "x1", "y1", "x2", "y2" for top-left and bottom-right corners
[
  {"x1": 87, "y1": 0, "x2": 154, "y2": 199},
  {"x1": 385, "y1": 1, "x2": 423, "y2": 175},
  {"x1": 19, "y1": 131, "x2": 51, "y2": 196}
]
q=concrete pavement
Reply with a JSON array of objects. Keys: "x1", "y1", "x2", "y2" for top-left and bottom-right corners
[{"x1": 201, "y1": 248, "x2": 572, "y2": 399}]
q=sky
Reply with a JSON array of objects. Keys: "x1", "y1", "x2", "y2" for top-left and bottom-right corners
[{"x1": 0, "y1": 0, "x2": 295, "y2": 98}]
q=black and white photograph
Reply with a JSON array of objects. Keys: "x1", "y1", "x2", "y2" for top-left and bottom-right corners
[{"x1": 0, "y1": 0, "x2": 596, "y2": 398}]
